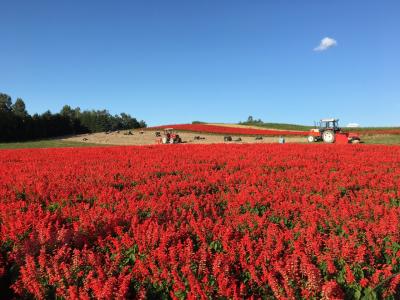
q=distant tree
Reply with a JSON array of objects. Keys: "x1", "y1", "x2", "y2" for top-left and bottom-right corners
[
  {"x1": 60, "y1": 105, "x2": 79, "y2": 133},
  {"x1": 247, "y1": 116, "x2": 254, "y2": 123},
  {"x1": 60, "y1": 105, "x2": 74, "y2": 118},
  {"x1": 73, "y1": 107, "x2": 81, "y2": 118},
  {"x1": 0, "y1": 93, "x2": 15, "y2": 141},
  {"x1": 0, "y1": 91, "x2": 147, "y2": 141},
  {"x1": 0, "y1": 93, "x2": 12, "y2": 112},
  {"x1": 120, "y1": 113, "x2": 140, "y2": 129},
  {"x1": 42, "y1": 110, "x2": 52, "y2": 119},
  {"x1": 139, "y1": 120, "x2": 147, "y2": 128},
  {"x1": 12, "y1": 98, "x2": 28, "y2": 118}
]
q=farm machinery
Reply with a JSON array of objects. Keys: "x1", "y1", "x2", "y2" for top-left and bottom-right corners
[
  {"x1": 307, "y1": 118, "x2": 360, "y2": 144},
  {"x1": 159, "y1": 128, "x2": 182, "y2": 144}
]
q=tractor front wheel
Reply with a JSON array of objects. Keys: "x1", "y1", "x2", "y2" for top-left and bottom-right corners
[
  {"x1": 307, "y1": 135, "x2": 316, "y2": 143},
  {"x1": 322, "y1": 130, "x2": 335, "y2": 143}
]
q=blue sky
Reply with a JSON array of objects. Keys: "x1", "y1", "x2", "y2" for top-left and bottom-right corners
[{"x1": 1, "y1": 0, "x2": 399, "y2": 126}]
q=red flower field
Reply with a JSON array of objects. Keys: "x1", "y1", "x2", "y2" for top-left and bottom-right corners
[
  {"x1": 1, "y1": 144, "x2": 400, "y2": 299},
  {"x1": 151, "y1": 124, "x2": 309, "y2": 136}
]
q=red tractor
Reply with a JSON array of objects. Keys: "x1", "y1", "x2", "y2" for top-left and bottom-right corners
[
  {"x1": 161, "y1": 128, "x2": 182, "y2": 144},
  {"x1": 307, "y1": 119, "x2": 360, "y2": 144}
]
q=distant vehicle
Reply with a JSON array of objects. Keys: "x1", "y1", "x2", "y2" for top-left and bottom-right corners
[
  {"x1": 224, "y1": 136, "x2": 232, "y2": 142},
  {"x1": 307, "y1": 118, "x2": 361, "y2": 144},
  {"x1": 347, "y1": 123, "x2": 360, "y2": 128},
  {"x1": 161, "y1": 128, "x2": 182, "y2": 144}
]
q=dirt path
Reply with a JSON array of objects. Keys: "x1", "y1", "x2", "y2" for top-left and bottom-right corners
[{"x1": 62, "y1": 129, "x2": 306, "y2": 146}]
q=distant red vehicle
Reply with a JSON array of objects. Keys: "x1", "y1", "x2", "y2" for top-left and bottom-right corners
[
  {"x1": 307, "y1": 118, "x2": 360, "y2": 144},
  {"x1": 161, "y1": 128, "x2": 182, "y2": 144}
]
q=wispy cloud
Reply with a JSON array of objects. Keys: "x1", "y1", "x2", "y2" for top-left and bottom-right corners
[{"x1": 314, "y1": 37, "x2": 337, "y2": 51}]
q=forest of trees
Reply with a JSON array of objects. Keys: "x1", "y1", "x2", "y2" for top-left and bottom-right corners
[{"x1": 0, "y1": 93, "x2": 146, "y2": 142}]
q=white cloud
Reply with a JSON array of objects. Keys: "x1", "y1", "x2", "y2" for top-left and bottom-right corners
[{"x1": 314, "y1": 37, "x2": 337, "y2": 51}]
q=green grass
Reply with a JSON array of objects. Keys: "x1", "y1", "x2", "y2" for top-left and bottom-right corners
[
  {"x1": 0, "y1": 140, "x2": 103, "y2": 149},
  {"x1": 347, "y1": 126, "x2": 400, "y2": 131},
  {"x1": 341, "y1": 127, "x2": 400, "y2": 134},
  {"x1": 238, "y1": 122, "x2": 313, "y2": 131},
  {"x1": 361, "y1": 134, "x2": 400, "y2": 145}
]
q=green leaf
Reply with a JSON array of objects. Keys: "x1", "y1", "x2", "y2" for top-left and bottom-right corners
[{"x1": 361, "y1": 287, "x2": 378, "y2": 300}]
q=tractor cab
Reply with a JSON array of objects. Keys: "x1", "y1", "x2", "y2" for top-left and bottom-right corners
[{"x1": 319, "y1": 118, "x2": 340, "y2": 131}]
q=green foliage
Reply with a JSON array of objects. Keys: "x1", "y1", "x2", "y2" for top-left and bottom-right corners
[
  {"x1": 239, "y1": 118, "x2": 313, "y2": 131},
  {"x1": 47, "y1": 202, "x2": 60, "y2": 213},
  {"x1": 0, "y1": 140, "x2": 102, "y2": 149},
  {"x1": 0, "y1": 93, "x2": 12, "y2": 112},
  {"x1": 215, "y1": 199, "x2": 228, "y2": 216},
  {"x1": 137, "y1": 208, "x2": 152, "y2": 221},
  {"x1": 209, "y1": 240, "x2": 224, "y2": 253},
  {"x1": 244, "y1": 115, "x2": 263, "y2": 124},
  {"x1": 342, "y1": 127, "x2": 400, "y2": 133},
  {"x1": 12, "y1": 98, "x2": 28, "y2": 118},
  {"x1": 0, "y1": 92, "x2": 147, "y2": 142},
  {"x1": 145, "y1": 281, "x2": 171, "y2": 299},
  {"x1": 121, "y1": 245, "x2": 139, "y2": 266},
  {"x1": 361, "y1": 135, "x2": 400, "y2": 145}
]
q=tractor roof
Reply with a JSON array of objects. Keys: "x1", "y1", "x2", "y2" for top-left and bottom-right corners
[{"x1": 320, "y1": 118, "x2": 338, "y2": 122}]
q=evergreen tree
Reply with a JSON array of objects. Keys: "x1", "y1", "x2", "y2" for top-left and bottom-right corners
[
  {"x1": 12, "y1": 98, "x2": 28, "y2": 118},
  {"x1": 0, "y1": 92, "x2": 147, "y2": 141},
  {"x1": 0, "y1": 93, "x2": 12, "y2": 112}
]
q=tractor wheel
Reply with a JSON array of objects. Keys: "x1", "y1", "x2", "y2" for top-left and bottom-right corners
[
  {"x1": 307, "y1": 135, "x2": 316, "y2": 143},
  {"x1": 322, "y1": 130, "x2": 335, "y2": 143}
]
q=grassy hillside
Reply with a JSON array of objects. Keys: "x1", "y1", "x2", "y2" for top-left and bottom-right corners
[
  {"x1": 360, "y1": 135, "x2": 400, "y2": 145},
  {"x1": 0, "y1": 140, "x2": 102, "y2": 149},
  {"x1": 238, "y1": 122, "x2": 312, "y2": 131},
  {"x1": 341, "y1": 127, "x2": 400, "y2": 133}
]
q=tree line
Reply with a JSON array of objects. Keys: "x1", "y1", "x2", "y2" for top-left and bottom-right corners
[{"x1": 0, "y1": 93, "x2": 146, "y2": 142}]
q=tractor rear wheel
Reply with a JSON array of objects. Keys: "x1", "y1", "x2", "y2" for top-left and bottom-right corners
[
  {"x1": 307, "y1": 135, "x2": 316, "y2": 143},
  {"x1": 322, "y1": 130, "x2": 335, "y2": 143}
]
